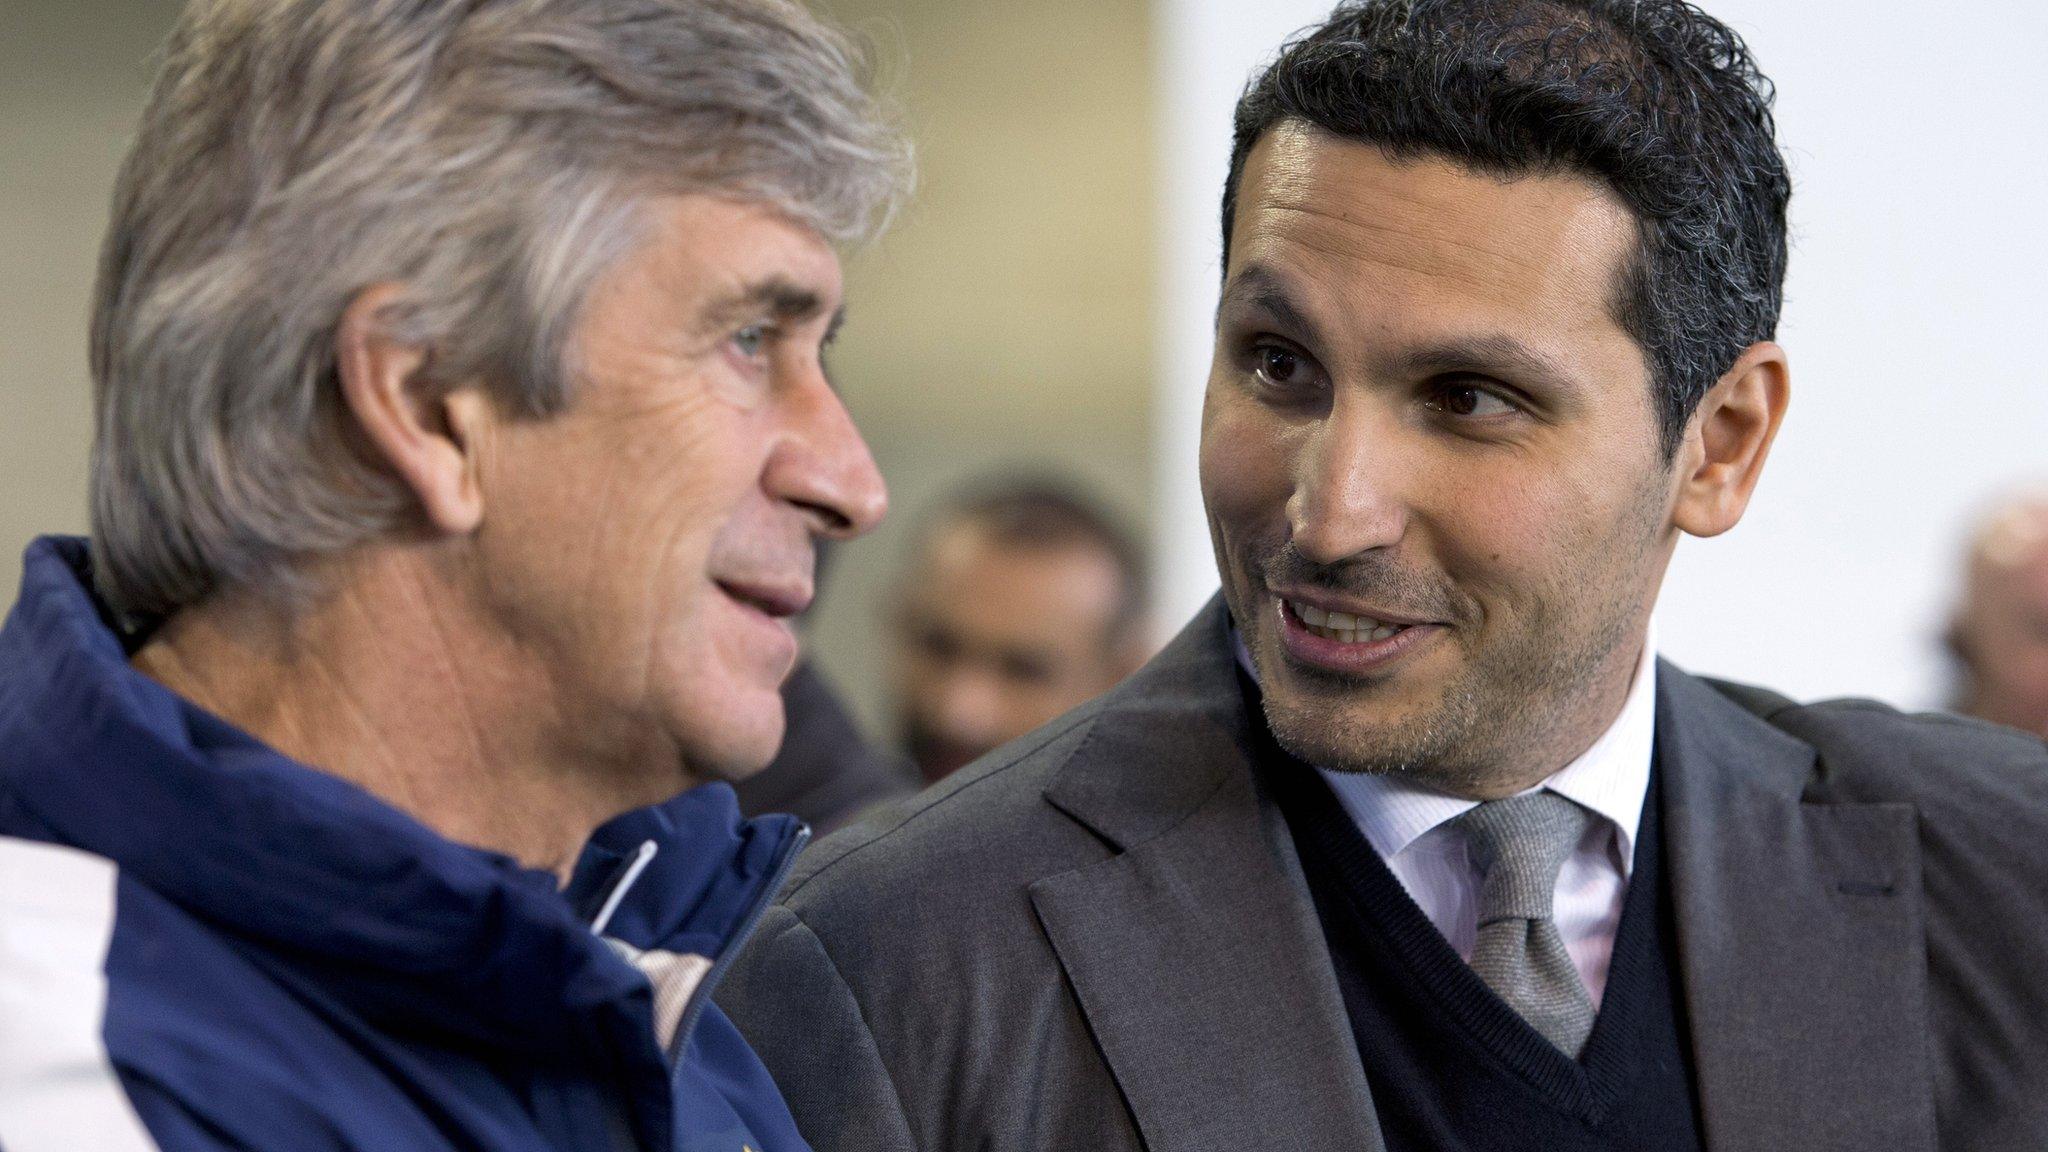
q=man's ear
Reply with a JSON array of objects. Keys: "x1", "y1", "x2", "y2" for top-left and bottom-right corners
[
  {"x1": 335, "y1": 284, "x2": 489, "y2": 536},
  {"x1": 1670, "y1": 340, "x2": 1790, "y2": 539}
]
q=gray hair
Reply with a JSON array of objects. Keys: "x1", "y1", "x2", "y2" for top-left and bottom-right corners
[{"x1": 89, "y1": 0, "x2": 911, "y2": 620}]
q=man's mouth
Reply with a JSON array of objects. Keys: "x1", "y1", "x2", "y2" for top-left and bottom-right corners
[
  {"x1": 1273, "y1": 592, "x2": 1442, "y2": 675},
  {"x1": 1285, "y1": 599, "x2": 1412, "y2": 644},
  {"x1": 716, "y1": 578, "x2": 812, "y2": 620}
]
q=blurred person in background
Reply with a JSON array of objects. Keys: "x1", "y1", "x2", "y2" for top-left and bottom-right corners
[
  {"x1": 890, "y1": 477, "x2": 1151, "y2": 782},
  {"x1": 1948, "y1": 487, "x2": 2048, "y2": 736},
  {"x1": 0, "y1": 0, "x2": 906, "y2": 1148}
]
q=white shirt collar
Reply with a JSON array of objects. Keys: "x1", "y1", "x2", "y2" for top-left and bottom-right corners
[{"x1": 1238, "y1": 623, "x2": 1659, "y2": 878}]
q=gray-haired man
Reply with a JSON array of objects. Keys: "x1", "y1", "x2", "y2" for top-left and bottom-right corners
[{"x1": 0, "y1": 1, "x2": 906, "y2": 1149}]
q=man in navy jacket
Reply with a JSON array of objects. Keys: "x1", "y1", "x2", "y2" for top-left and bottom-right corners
[{"x1": 0, "y1": 1, "x2": 907, "y2": 1148}]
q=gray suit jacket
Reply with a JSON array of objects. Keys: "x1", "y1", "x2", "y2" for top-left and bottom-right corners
[{"x1": 719, "y1": 598, "x2": 2048, "y2": 1151}]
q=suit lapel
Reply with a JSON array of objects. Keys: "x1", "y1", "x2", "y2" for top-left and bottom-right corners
[
  {"x1": 1658, "y1": 666, "x2": 1936, "y2": 1151},
  {"x1": 1030, "y1": 600, "x2": 1385, "y2": 1152}
]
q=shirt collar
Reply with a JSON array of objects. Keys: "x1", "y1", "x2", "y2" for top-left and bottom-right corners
[
  {"x1": 1237, "y1": 620, "x2": 1659, "y2": 876},
  {"x1": 1537, "y1": 623, "x2": 1657, "y2": 873}
]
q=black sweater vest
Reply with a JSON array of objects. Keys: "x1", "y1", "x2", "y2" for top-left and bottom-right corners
[{"x1": 1256, "y1": 732, "x2": 1705, "y2": 1152}]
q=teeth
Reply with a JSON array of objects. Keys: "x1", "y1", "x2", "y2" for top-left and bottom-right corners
[{"x1": 1287, "y1": 599, "x2": 1405, "y2": 645}]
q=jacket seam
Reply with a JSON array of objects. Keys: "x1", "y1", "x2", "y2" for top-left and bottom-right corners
[
  {"x1": 1707, "y1": 675, "x2": 2048, "y2": 757},
  {"x1": 1771, "y1": 701, "x2": 2048, "y2": 754},
  {"x1": 777, "y1": 909, "x2": 922, "y2": 1152},
  {"x1": 779, "y1": 708, "x2": 1104, "y2": 900}
]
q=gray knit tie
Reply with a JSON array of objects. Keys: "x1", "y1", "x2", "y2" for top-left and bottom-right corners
[{"x1": 1455, "y1": 791, "x2": 1597, "y2": 1057}]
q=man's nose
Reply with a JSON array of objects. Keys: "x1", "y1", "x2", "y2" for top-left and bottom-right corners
[
  {"x1": 770, "y1": 371, "x2": 888, "y2": 540},
  {"x1": 1286, "y1": 395, "x2": 1408, "y2": 565}
]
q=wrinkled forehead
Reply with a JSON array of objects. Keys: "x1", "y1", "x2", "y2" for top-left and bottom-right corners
[{"x1": 633, "y1": 195, "x2": 844, "y2": 309}]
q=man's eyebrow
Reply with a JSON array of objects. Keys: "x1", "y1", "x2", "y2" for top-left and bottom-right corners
[
  {"x1": 700, "y1": 277, "x2": 832, "y2": 329},
  {"x1": 1215, "y1": 263, "x2": 1317, "y2": 335},
  {"x1": 1398, "y1": 335, "x2": 1581, "y2": 395}
]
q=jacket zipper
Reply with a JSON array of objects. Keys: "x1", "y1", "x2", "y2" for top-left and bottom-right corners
[{"x1": 667, "y1": 821, "x2": 810, "y2": 1066}]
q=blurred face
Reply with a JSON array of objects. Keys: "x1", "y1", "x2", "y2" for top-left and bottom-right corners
[
  {"x1": 1957, "y1": 541, "x2": 2048, "y2": 736},
  {"x1": 893, "y1": 524, "x2": 1132, "y2": 781},
  {"x1": 1202, "y1": 125, "x2": 1682, "y2": 798},
  {"x1": 470, "y1": 195, "x2": 885, "y2": 797}
]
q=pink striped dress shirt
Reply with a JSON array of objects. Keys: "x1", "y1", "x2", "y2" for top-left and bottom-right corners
[
  {"x1": 1316, "y1": 632, "x2": 1658, "y2": 1007},
  {"x1": 1239, "y1": 626, "x2": 1659, "y2": 1008}
]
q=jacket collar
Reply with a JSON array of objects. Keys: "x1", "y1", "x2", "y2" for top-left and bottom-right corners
[
  {"x1": 1656, "y1": 662, "x2": 1937, "y2": 1150},
  {"x1": 0, "y1": 536, "x2": 800, "y2": 1061},
  {"x1": 1040, "y1": 595, "x2": 1254, "y2": 852},
  {"x1": 1032, "y1": 596, "x2": 1391, "y2": 1151},
  {"x1": 570, "y1": 785, "x2": 805, "y2": 965}
]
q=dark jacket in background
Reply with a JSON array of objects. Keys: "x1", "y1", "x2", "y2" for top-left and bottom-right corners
[
  {"x1": 732, "y1": 661, "x2": 914, "y2": 837},
  {"x1": 719, "y1": 596, "x2": 2048, "y2": 1152}
]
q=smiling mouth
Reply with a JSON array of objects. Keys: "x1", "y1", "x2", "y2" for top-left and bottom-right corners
[{"x1": 1283, "y1": 598, "x2": 1415, "y2": 644}]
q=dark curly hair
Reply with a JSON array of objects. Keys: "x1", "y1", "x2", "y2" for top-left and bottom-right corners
[{"x1": 1222, "y1": 0, "x2": 1791, "y2": 457}]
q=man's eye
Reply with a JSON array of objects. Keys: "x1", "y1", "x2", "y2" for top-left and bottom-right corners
[
  {"x1": 1253, "y1": 344, "x2": 1321, "y2": 392},
  {"x1": 732, "y1": 324, "x2": 769, "y2": 359},
  {"x1": 1426, "y1": 383, "x2": 1516, "y2": 418}
]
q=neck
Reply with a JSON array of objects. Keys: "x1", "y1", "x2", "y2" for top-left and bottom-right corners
[
  {"x1": 131, "y1": 547, "x2": 660, "y2": 882},
  {"x1": 1456, "y1": 623, "x2": 1654, "y2": 803}
]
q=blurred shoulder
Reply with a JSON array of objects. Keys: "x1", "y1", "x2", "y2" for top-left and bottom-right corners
[{"x1": 1706, "y1": 675, "x2": 2048, "y2": 817}]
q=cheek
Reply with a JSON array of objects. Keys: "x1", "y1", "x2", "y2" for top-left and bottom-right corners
[
  {"x1": 657, "y1": 582, "x2": 754, "y2": 696},
  {"x1": 616, "y1": 398, "x2": 775, "y2": 556},
  {"x1": 625, "y1": 406, "x2": 749, "y2": 522},
  {"x1": 1419, "y1": 448, "x2": 1564, "y2": 553},
  {"x1": 1422, "y1": 446, "x2": 1648, "y2": 600},
  {"x1": 557, "y1": 404, "x2": 773, "y2": 664},
  {"x1": 582, "y1": 444, "x2": 730, "y2": 646},
  {"x1": 1200, "y1": 389, "x2": 1293, "y2": 534}
]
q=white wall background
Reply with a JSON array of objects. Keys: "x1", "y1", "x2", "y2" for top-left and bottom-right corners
[
  {"x1": 1151, "y1": 1, "x2": 1330, "y2": 643},
  {"x1": 1152, "y1": 0, "x2": 2048, "y2": 708}
]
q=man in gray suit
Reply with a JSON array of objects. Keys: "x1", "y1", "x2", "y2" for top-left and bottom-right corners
[{"x1": 720, "y1": 1, "x2": 2048, "y2": 1148}]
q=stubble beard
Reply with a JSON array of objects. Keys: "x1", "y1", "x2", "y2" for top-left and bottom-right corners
[
  {"x1": 1258, "y1": 601, "x2": 1636, "y2": 795},
  {"x1": 1249, "y1": 483, "x2": 1665, "y2": 796}
]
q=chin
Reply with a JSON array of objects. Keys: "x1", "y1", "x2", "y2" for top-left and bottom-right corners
[
  {"x1": 1263, "y1": 668, "x2": 1467, "y2": 772},
  {"x1": 652, "y1": 645, "x2": 792, "y2": 775},
  {"x1": 673, "y1": 699, "x2": 787, "y2": 783}
]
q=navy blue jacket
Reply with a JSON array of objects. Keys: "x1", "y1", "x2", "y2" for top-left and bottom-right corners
[{"x1": 0, "y1": 536, "x2": 811, "y2": 1152}]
